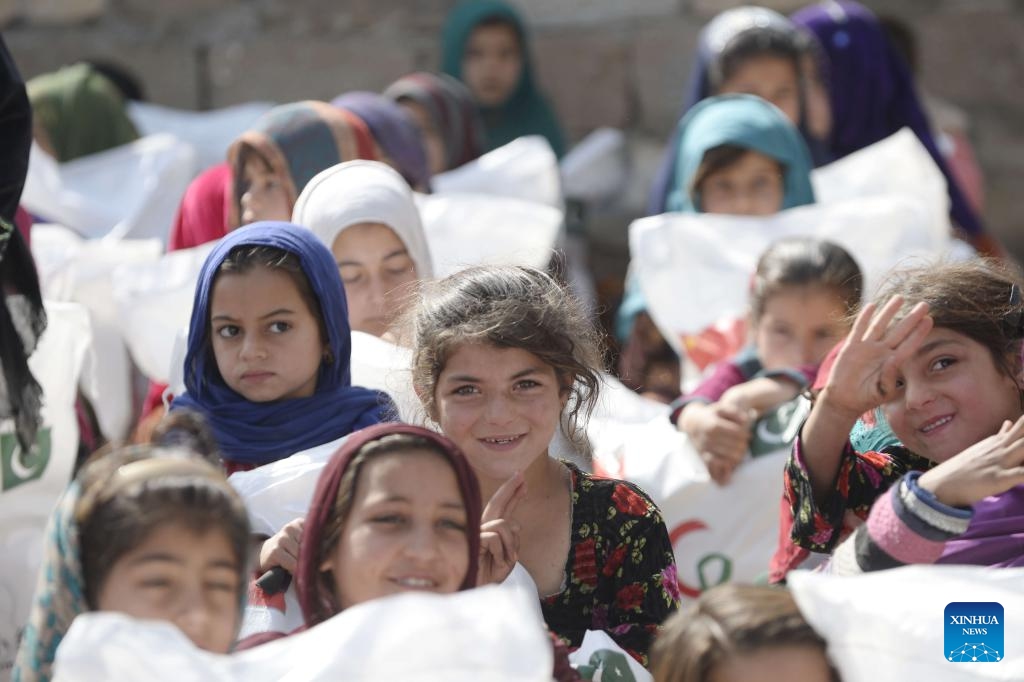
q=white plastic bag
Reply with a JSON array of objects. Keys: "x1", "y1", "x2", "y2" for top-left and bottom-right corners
[
  {"x1": 54, "y1": 586, "x2": 553, "y2": 682},
  {"x1": 789, "y1": 565, "x2": 1024, "y2": 681},
  {"x1": 0, "y1": 302, "x2": 92, "y2": 677},
  {"x1": 560, "y1": 127, "x2": 628, "y2": 203},
  {"x1": 432, "y1": 135, "x2": 562, "y2": 209}
]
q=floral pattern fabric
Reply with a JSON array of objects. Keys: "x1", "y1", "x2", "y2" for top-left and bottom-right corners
[
  {"x1": 540, "y1": 463, "x2": 680, "y2": 667},
  {"x1": 784, "y1": 436, "x2": 933, "y2": 553}
]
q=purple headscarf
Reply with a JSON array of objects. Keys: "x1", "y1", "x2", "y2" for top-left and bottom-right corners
[
  {"x1": 332, "y1": 91, "x2": 430, "y2": 191},
  {"x1": 792, "y1": 0, "x2": 986, "y2": 239}
]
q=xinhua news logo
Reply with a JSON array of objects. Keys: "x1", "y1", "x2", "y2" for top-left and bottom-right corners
[{"x1": 945, "y1": 602, "x2": 1004, "y2": 663}]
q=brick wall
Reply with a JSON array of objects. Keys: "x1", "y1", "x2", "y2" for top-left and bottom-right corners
[{"x1": 4, "y1": 0, "x2": 1024, "y2": 254}]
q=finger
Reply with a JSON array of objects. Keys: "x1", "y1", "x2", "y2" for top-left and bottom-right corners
[
  {"x1": 847, "y1": 301, "x2": 878, "y2": 343},
  {"x1": 716, "y1": 404, "x2": 753, "y2": 426},
  {"x1": 480, "y1": 529, "x2": 515, "y2": 568},
  {"x1": 274, "y1": 548, "x2": 297, "y2": 573},
  {"x1": 862, "y1": 296, "x2": 904, "y2": 341},
  {"x1": 278, "y1": 534, "x2": 300, "y2": 559},
  {"x1": 482, "y1": 471, "x2": 526, "y2": 523},
  {"x1": 883, "y1": 302, "x2": 932, "y2": 352}
]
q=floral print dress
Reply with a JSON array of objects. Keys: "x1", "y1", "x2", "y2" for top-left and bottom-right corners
[{"x1": 540, "y1": 463, "x2": 680, "y2": 666}]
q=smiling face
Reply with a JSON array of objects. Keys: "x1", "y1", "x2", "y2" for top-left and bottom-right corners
[
  {"x1": 95, "y1": 523, "x2": 241, "y2": 654},
  {"x1": 323, "y1": 449, "x2": 470, "y2": 609},
  {"x1": 753, "y1": 285, "x2": 850, "y2": 371},
  {"x1": 210, "y1": 266, "x2": 325, "y2": 402},
  {"x1": 698, "y1": 150, "x2": 785, "y2": 216},
  {"x1": 718, "y1": 54, "x2": 801, "y2": 126},
  {"x1": 332, "y1": 222, "x2": 419, "y2": 338},
  {"x1": 882, "y1": 327, "x2": 1023, "y2": 463},
  {"x1": 239, "y1": 153, "x2": 291, "y2": 226},
  {"x1": 432, "y1": 343, "x2": 566, "y2": 483},
  {"x1": 461, "y1": 22, "x2": 523, "y2": 107}
]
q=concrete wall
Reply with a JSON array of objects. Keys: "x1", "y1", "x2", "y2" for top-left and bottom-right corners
[{"x1": 4, "y1": 0, "x2": 1024, "y2": 253}]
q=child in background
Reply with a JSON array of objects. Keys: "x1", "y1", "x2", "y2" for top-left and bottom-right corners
[
  {"x1": 170, "y1": 222, "x2": 392, "y2": 472},
  {"x1": 227, "y1": 101, "x2": 376, "y2": 228},
  {"x1": 331, "y1": 91, "x2": 431, "y2": 192},
  {"x1": 411, "y1": 265, "x2": 679, "y2": 665},
  {"x1": 673, "y1": 238, "x2": 862, "y2": 485},
  {"x1": 440, "y1": 0, "x2": 566, "y2": 157},
  {"x1": 620, "y1": 94, "x2": 816, "y2": 397},
  {"x1": 13, "y1": 445, "x2": 251, "y2": 682},
  {"x1": 649, "y1": 584, "x2": 839, "y2": 682},
  {"x1": 648, "y1": 6, "x2": 828, "y2": 216},
  {"x1": 292, "y1": 160, "x2": 432, "y2": 339},
  {"x1": 792, "y1": 260, "x2": 1024, "y2": 574}
]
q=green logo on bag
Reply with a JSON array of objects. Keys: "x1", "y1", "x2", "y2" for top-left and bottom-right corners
[
  {"x1": 1, "y1": 428, "x2": 52, "y2": 492},
  {"x1": 749, "y1": 397, "x2": 810, "y2": 457},
  {"x1": 576, "y1": 649, "x2": 637, "y2": 681}
]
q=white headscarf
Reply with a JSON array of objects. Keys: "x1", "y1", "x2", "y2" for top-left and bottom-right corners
[{"x1": 292, "y1": 160, "x2": 434, "y2": 278}]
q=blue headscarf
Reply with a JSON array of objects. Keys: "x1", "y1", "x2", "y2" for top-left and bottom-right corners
[
  {"x1": 171, "y1": 222, "x2": 394, "y2": 466},
  {"x1": 619, "y1": 95, "x2": 815, "y2": 341}
]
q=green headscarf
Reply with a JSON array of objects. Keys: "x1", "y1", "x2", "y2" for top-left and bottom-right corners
[
  {"x1": 27, "y1": 63, "x2": 139, "y2": 163},
  {"x1": 667, "y1": 93, "x2": 815, "y2": 212},
  {"x1": 441, "y1": 0, "x2": 566, "y2": 157}
]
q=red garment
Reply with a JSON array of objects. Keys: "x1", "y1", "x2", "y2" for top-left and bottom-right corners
[
  {"x1": 167, "y1": 162, "x2": 232, "y2": 251},
  {"x1": 14, "y1": 205, "x2": 31, "y2": 246}
]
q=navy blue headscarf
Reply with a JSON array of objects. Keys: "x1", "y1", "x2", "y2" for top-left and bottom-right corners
[
  {"x1": 792, "y1": 0, "x2": 986, "y2": 239},
  {"x1": 171, "y1": 222, "x2": 394, "y2": 466}
]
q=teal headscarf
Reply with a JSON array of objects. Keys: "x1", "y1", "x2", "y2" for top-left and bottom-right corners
[
  {"x1": 441, "y1": 0, "x2": 566, "y2": 157},
  {"x1": 666, "y1": 93, "x2": 815, "y2": 212},
  {"x1": 618, "y1": 94, "x2": 815, "y2": 341}
]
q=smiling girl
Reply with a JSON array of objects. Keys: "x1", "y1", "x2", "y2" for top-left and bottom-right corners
[
  {"x1": 170, "y1": 222, "x2": 392, "y2": 472},
  {"x1": 789, "y1": 260, "x2": 1024, "y2": 572},
  {"x1": 411, "y1": 265, "x2": 680, "y2": 664},
  {"x1": 14, "y1": 446, "x2": 250, "y2": 682}
]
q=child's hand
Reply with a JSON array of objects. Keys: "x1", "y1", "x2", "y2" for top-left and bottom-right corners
[
  {"x1": 720, "y1": 377, "x2": 801, "y2": 417},
  {"x1": 259, "y1": 517, "x2": 305, "y2": 574},
  {"x1": 819, "y1": 296, "x2": 932, "y2": 420},
  {"x1": 478, "y1": 472, "x2": 525, "y2": 585},
  {"x1": 678, "y1": 402, "x2": 753, "y2": 485},
  {"x1": 919, "y1": 416, "x2": 1024, "y2": 508}
]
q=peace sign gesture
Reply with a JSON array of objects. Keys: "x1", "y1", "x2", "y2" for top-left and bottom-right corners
[
  {"x1": 820, "y1": 296, "x2": 933, "y2": 420},
  {"x1": 477, "y1": 472, "x2": 527, "y2": 585}
]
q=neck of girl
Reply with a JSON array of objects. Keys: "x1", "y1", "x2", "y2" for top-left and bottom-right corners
[{"x1": 477, "y1": 450, "x2": 568, "y2": 508}]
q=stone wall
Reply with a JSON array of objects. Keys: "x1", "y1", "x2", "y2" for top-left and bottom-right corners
[{"x1": 4, "y1": 0, "x2": 1024, "y2": 253}]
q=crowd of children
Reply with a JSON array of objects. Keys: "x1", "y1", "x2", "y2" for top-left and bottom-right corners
[{"x1": 1, "y1": 1, "x2": 1020, "y2": 681}]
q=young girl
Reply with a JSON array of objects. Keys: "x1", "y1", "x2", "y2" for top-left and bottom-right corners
[
  {"x1": 649, "y1": 584, "x2": 839, "y2": 682},
  {"x1": 383, "y1": 71, "x2": 486, "y2": 176},
  {"x1": 291, "y1": 160, "x2": 433, "y2": 338},
  {"x1": 792, "y1": 1, "x2": 992, "y2": 253},
  {"x1": 440, "y1": 0, "x2": 566, "y2": 157},
  {"x1": 331, "y1": 91, "x2": 431, "y2": 192},
  {"x1": 619, "y1": 94, "x2": 817, "y2": 396},
  {"x1": 227, "y1": 101, "x2": 376, "y2": 229},
  {"x1": 789, "y1": 260, "x2": 1024, "y2": 574},
  {"x1": 647, "y1": 6, "x2": 827, "y2": 216},
  {"x1": 169, "y1": 221, "x2": 393, "y2": 472},
  {"x1": 411, "y1": 265, "x2": 680, "y2": 664},
  {"x1": 13, "y1": 445, "x2": 250, "y2": 682},
  {"x1": 673, "y1": 238, "x2": 862, "y2": 485}
]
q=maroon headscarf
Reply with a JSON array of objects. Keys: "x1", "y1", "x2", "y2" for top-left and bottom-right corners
[
  {"x1": 296, "y1": 423, "x2": 483, "y2": 628},
  {"x1": 167, "y1": 162, "x2": 233, "y2": 251}
]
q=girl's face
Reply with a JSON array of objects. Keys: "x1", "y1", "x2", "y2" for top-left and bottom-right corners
[
  {"x1": 699, "y1": 150, "x2": 784, "y2": 216},
  {"x1": 239, "y1": 155, "x2": 291, "y2": 226},
  {"x1": 718, "y1": 54, "x2": 801, "y2": 126},
  {"x1": 753, "y1": 286, "x2": 849, "y2": 371},
  {"x1": 323, "y1": 449, "x2": 470, "y2": 610},
  {"x1": 708, "y1": 645, "x2": 834, "y2": 682},
  {"x1": 332, "y1": 222, "x2": 419, "y2": 338},
  {"x1": 95, "y1": 523, "x2": 241, "y2": 654},
  {"x1": 399, "y1": 101, "x2": 446, "y2": 176},
  {"x1": 433, "y1": 343, "x2": 566, "y2": 482},
  {"x1": 210, "y1": 266, "x2": 325, "y2": 402},
  {"x1": 882, "y1": 327, "x2": 1023, "y2": 463},
  {"x1": 462, "y1": 23, "x2": 523, "y2": 107}
]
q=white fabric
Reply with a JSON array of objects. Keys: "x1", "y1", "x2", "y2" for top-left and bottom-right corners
[
  {"x1": 789, "y1": 565, "x2": 1024, "y2": 681},
  {"x1": 30, "y1": 225, "x2": 163, "y2": 439},
  {"x1": 22, "y1": 135, "x2": 197, "y2": 244},
  {"x1": 0, "y1": 302, "x2": 91, "y2": 675},
  {"x1": 127, "y1": 100, "x2": 274, "y2": 172},
  {"x1": 416, "y1": 192, "x2": 563, "y2": 278},
  {"x1": 292, "y1": 160, "x2": 434, "y2": 279},
  {"x1": 432, "y1": 136, "x2": 562, "y2": 209},
  {"x1": 53, "y1": 586, "x2": 553, "y2": 682}
]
